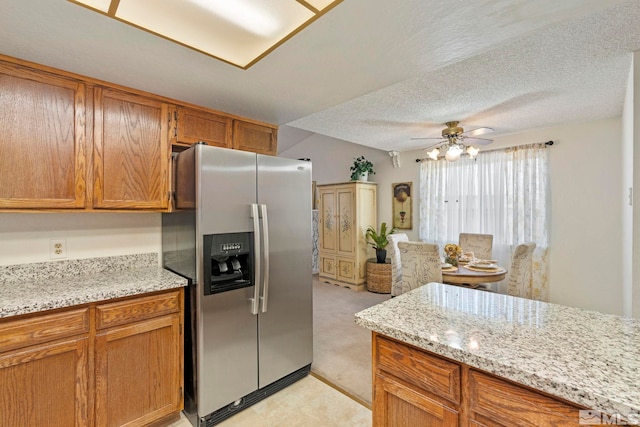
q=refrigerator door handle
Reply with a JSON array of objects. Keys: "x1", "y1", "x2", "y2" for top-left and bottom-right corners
[
  {"x1": 259, "y1": 204, "x2": 270, "y2": 313},
  {"x1": 250, "y1": 203, "x2": 261, "y2": 315}
]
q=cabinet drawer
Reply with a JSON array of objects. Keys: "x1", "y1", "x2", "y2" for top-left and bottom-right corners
[
  {"x1": 376, "y1": 335, "x2": 460, "y2": 404},
  {"x1": 0, "y1": 307, "x2": 90, "y2": 353},
  {"x1": 336, "y1": 258, "x2": 356, "y2": 282},
  {"x1": 468, "y1": 370, "x2": 582, "y2": 426},
  {"x1": 320, "y1": 255, "x2": 337, "y2": 279},
  {"x1": 96, "y1": 290, "x2": 181, "y2": 330}
]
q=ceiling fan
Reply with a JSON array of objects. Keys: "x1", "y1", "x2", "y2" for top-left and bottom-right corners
[{"x1": 412, "y1": 121, "x2": 494, "y2": 161}]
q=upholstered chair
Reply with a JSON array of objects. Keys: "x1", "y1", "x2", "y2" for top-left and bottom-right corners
[
  {"x1": 388, "y1": 233, "x2": 409, "y2": 297},
  {"x1": 459, "y1": 233, "x2": 494, "y2": 260},
  {"x1": 506, "y1": 242, "x2": 537, "y2": 298},
  {"x1": 396, "y1": 242, "x2": 442, "y2": 296}
]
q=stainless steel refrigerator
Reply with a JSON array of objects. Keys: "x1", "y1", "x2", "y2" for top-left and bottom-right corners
[{"x1": 162, "y1": 144, "x2": 313, "y2": 427}]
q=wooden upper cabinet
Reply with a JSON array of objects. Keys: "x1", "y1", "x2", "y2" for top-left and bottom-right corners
[
  {"x1": 232, "y1": 120, "x2": 278, "y2": 155},
  {"x1": 93, "y1": 87, "x2": 169, "y2": 210},
  {"x1": 172, "y1": 105, "x2": 232, "y2": 149},
  {"x1": 0, "y1": 62, "x2": 86, "y2": 209}
]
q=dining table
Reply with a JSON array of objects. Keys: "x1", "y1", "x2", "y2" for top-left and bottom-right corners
[{"x1": 441, "y1": 262, "x2": 507, "y2": 289}]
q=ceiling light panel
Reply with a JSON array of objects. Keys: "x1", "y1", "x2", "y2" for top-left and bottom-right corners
[
  {"x1": 70, "y1": 0, "x2": 341, "y2": 68},
  {"x1": 302, "y1": 0, "x2": 337, "y2": 11},
  {"x1": 71, "y1": 0, "x2": 111, "y2": 13}
]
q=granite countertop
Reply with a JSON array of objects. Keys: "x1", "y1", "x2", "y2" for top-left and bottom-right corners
[
  {"x1": 355, "y1": 283, "x2": 640, "y2": 421},
  {"x1": 0, "y1": 253, "x2": 188, "y2": 318}
]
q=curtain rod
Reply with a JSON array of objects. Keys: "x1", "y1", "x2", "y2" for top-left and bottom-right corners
[{"x1": 415, "y1": 140, "x2": 554, "y2": 163}]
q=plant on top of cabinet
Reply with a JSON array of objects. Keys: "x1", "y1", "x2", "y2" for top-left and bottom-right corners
[{"x1": 350, "y1": 156, "x2": 375, "y2": 181}]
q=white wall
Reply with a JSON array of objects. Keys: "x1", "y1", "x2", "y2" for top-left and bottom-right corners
[
  {"x1": 622, "y1": 56, "x2": 634, "y2": 318},
  {"x1": 280, "y1": 133, "x2": 391, "y2": 185},
  {"x1": 0, "y1": 213, "x2": 161, "y2": 265},
  {"x1": 281, "y1": 118, "x2": 626, "y2": 315},
  {"x1": 634, "y1": 51, "x2": 640, "y2": 319},
  {"x1": 488, "y1": 119, "x2": 623, "y2": 315}
]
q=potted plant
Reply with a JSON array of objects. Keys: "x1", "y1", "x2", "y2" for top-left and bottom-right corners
[
  {"x1": 365, "y1": 222, "x2": 397, "y2": 263},
  {"x1": 350, "y1": 156, "x2": 375, "y2": 181}
]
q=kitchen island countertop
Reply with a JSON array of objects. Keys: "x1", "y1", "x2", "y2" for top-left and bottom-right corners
[
  {"x1": 355, "y1": 282, "x2": 640, "y2": 420},
  {"x1": 0, "y1": 253, "x2": 187, "y2": 318}
]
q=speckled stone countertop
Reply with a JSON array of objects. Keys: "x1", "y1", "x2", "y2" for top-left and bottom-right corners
[
  {"x1": 355, "y1": 283, "x2": 640, "y2": 420},
  {"x1": 0, "y1": 253, "x2": 187, "y2": 318}
]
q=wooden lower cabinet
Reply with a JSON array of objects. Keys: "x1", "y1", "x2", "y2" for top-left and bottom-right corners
[
  {"x1": 0, "y1": 289, "x2": 183, "y2": 427},
  {"x1": 374, "y1": 372, "x2": 459, "y2": 426},
  {"x1": 0, "y1": 336, "x2": 89, "y2": 427},
  {"x1": 95, "y1": 294, "x2": 182, "y2": 427},
  {"x1": 373, "y1": 333, "x2": 586, "y2": 427},
  {"x1": 467, "y1": 370, "x2": 582, "y2": 426}
]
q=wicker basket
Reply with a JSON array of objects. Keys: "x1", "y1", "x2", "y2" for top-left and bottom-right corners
[{"x1": 366, "y1": 259, "x2": 392, "y2": 293}]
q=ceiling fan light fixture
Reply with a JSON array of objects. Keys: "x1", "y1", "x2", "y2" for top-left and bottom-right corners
[
  {"x1": 466, "y1": 146, "x2": 479, "y2": 159},
  {"x1": 427, "y1": 147, "x2": 440, "y2": 160},
  {"x1": 445, "y1": 144, "x2": 463, "y2": 162}
]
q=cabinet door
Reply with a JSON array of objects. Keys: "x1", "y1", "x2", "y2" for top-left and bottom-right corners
[
  {"x1": 173, "y1": 105, "x2": 232, "y2": 148},
  {"x1": 95, "y1": 313, "x2": 182, "y2": 427},
  {"x1": 336, "y1": 257, "x2": 356, "y2": 282},
  {"x1": 373, "y1": 372, "x2": 459, "y2": 427},
  {"x1": 0, "y1": 337, "x2": 89, "y2": 427},
  {"x1": 0, "y1": 62, "x2": 86, "y2": 209},
  {"x1": 319, "y1": 188, "x2": 337, "y2": 253},
  {"x1": 93, "y1": 87, "x2": 169, "y2": 210},
  {"x1": 232, "y1": 120, "x2": 277, "y2": 155},
  {"x1": 320, "y1": 254, "x2": 337, "y2": 278},
  {"x1": 336, "y1": 186, "x2": 356, "y2": 256}
]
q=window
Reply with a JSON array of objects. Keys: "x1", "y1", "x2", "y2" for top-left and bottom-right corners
[{"x1": 419, "y1": 143, "x2": 550, "y2": 299}]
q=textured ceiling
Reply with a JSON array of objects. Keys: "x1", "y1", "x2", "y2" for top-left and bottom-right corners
[{"x1": 0, "y1": 0, "x2": 638, "y2": 153}]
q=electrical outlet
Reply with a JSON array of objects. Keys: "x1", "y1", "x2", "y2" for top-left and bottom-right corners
[{"x1": 49, "y1": 239, "x2": 67, "y2": 259}]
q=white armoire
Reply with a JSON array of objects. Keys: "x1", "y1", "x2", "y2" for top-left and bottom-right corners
[{"x1": 317, "y1": 181, "x2": 377, "y2": 290}]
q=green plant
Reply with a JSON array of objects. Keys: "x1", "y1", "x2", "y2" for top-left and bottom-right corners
[
  {"x1": 365, "y1": 222, "x2": 397, "y2": 250},
  {"x1": 350, "y1": 156, "x2": 375, "y2": 180}
]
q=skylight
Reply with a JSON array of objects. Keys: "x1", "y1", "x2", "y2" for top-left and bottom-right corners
[{"x1": 68, "y1": 0, "x2": 342, "y2": 69}]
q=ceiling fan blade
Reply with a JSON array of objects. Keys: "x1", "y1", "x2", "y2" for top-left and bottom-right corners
[
  {"x1": 410, "y1": 137, "x2": 445, "y2": 141},
  {"x1": 422, "y1": 141, "x2": 444, "y2": 151},
  {"x1": 463, "y1": 126, "x2": 494, "y2": 137},
  {"x1": 463, "y1": 136, "x2": 493, "y2": 145}
]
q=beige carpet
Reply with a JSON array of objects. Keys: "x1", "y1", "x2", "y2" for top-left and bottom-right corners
[{"x1": 312, "y1": 275, "x2": 390, "y2": 406}]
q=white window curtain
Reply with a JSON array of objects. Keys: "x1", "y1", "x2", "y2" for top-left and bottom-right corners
[{"x1": 419, "y1": 143, "x2": 550, "y2": 300}]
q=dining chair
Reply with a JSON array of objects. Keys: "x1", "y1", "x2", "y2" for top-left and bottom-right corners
[
  {"x1": 459, "y1": 233, "x2": 493, "y2": 260},
  {"x1": 396, "y1": 242, "x2": 442, "y2": 296},
  {"x1": 388, "y1": 233, "x2": 409, "y2": 297},
  {"x1": 506, "y1": 242, "x2": 537, "y2": 298}
]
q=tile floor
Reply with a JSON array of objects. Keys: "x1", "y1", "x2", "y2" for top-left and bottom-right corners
[{"x1": 167, "y1": 374, "x2": 371, "y2": 427}]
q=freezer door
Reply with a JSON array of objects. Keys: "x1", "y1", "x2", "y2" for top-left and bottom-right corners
[
  {"x1": 197, "y1": 145, "x2": 257, "y2": 235},
  {"x1": 257, "y1": 155, "x2": 313, "y2": 388},
  {"x1": 194, "y1": 145, "x2": 260, "y2": 415}
]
